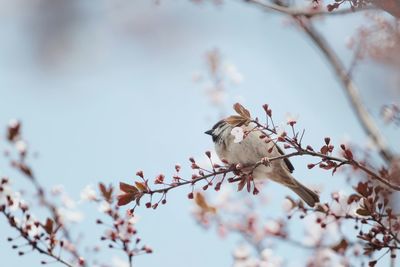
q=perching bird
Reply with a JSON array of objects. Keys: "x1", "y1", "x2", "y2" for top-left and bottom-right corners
[{"x1": 205, "y1": 119, "x2": 320, "y2": 207}]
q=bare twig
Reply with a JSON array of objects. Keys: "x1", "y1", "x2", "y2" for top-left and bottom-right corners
[
  {"x1": 1, "y1": 210, "x2": 74, "y2": 267},
  {"x1": 12, "y1": 164, "x2": 84, "y2": 264},
  {"x1": 251, "y1": 120, "x2": 400, "y2": 191},
  {"x1": 245, "y1": 0, "x2": 373, "y2": 17}
]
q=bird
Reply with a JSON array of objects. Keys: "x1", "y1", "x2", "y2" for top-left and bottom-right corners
[{"x1": 205, "y1": 119, "x2": 320, "y2": 207}]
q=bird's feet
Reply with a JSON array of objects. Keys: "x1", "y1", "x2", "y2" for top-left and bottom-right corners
[{"x1": 261, "y1": 157, "x2": 271, "y2": 167}]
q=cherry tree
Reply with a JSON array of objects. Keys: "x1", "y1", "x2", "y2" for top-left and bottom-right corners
[{"x1": 1, "y1": 1, "x2": 399, "y2": 267}]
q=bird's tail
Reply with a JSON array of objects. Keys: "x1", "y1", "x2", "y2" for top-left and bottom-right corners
[{"x1": 288, "y1": 179, "x2": 320, "y2": 207}]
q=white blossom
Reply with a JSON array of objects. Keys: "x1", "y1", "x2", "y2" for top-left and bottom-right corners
[
  {"x1": 15, "y1": 140, "x2": 27, "y2": 154},
  {"x1": 61, "y1": 194, "x2": 76, "y2": 209},
  {"x1": 281, "y1": 198, "x2": 294, "y2": 212},
  {"x1": 8, "y1": 191, "x2": 21, "y2": 211},
  {"x1": 260, "y1": 249, "x2": 283, "y2": 267},
  {"x1": 98, "y1": 201, "x2": 111, "y2": 213},
  {"x1": 233, "y1": 245, "x2": 251, "y2": 260},
  {"x1": 264, "y1": 220, "x2": 280, "y2": 234},
  {"x1": 80, "y1": 184, "x2": 97, "y2": 201},
  {"x1": 206, "y1": 88, "x2": 225, "y2": 105},
  {"x1": 51, "y1": 184, "x2": 64, "y2": 195},
  {"x1": 224, "y1": 63, "x2": 244, "y2": 85},
  {"x1": 231, "y1": 127, "x2": 244, "y2": 143},
  {"x1": 59, "y1": 208, "x2": 84, "y2": 223},
  {"x1": 330, "y1": 190, "x2": 358, "y2": 217},
  {"x1": 112, "y1": 256, "x2": 130, "y2": 267},
  {"x1": 192, "y1": 71, "x2": 203, "y2": 83},
  {"x1": 127, "y1": 214, "x2": 139, "y2": 224},
  {"x1": 285, "y1": 113, "x2": 299, "y2": 125},
  {"x1": 8, "y1": 119, "x2": 19, "y2": 128}
]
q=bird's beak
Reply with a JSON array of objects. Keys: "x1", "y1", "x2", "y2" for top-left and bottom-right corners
[{"x1": 204, "y1": 129, "x2": 213, "y2": 136}]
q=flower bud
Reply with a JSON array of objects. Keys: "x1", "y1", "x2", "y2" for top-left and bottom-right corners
[{"x1": 136, "y1": 171, "x2": 144, "y2": 178}]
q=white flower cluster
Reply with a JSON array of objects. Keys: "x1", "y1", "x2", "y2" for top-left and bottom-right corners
[{"x1": 232, "y1": 245, "x2": 282, "y2": 267}]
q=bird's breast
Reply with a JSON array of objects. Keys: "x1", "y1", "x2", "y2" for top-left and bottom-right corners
[{"x1": 215, "y1": 132, "x2": 273, "y2": 165}]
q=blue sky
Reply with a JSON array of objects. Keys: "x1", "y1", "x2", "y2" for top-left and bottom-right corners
[{"x1": 0, "y1": 1, "x2": 398, "y2": 266}]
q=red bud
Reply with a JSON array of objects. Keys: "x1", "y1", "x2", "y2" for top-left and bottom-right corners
[
  {"x1": 324, "y1": 137, "x2": 330, "y2": 145},
  {"x1": 307, "y1": 164, "x2": 315, "y2": 169}
]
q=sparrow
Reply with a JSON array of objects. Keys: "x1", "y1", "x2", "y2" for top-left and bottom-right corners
[{"x1": 205, "y1": 119, "x2": 320, "y2": 207}]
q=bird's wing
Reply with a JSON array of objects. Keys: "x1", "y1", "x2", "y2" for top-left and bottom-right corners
[{"x1": 276, "y1": 145, "x2": 294, "y2": 173}]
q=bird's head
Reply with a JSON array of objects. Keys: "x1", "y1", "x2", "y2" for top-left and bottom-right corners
[{"x1": 205, "y1": 120, "x2": 232, "y2": 143}]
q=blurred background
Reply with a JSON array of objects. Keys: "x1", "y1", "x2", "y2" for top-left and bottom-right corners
[{"x1": 0, "y1": 0, "x2": 399, "y2": 266}]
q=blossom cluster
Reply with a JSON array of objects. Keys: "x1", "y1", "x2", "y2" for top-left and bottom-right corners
[
  {"x1": 1, "y1": 120, "x2": 151, "y2": 267},
  {"x1": 117, "y1": 102, "x2": 400, "y2": 266}
]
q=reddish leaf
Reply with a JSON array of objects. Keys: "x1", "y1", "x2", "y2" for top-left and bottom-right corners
[
  {"x1": 356, "y1": 208, "x2": 371, "y2": 216},
  {"x1": 331, "y1": 239, "x2": 349, "y2": 254},
  {"x1": 135, "y1": 181, "x2": 148, "y2": 192},
  {"x1": 347, "y1": 194, "x2": 361, "y2": 204},
  {"x1": 42, "y1": 218, "x2": 54, "y2": 235},
  {"x1": 120, "y1": 182, "x2": 138, "y2": 193},
  {"x1": 233, "y1": 103, "x2": 251, "y2": 119},
  {"x1": 117, "y1": 193, "x2": 135, "y2": 206},
  {"x1": 355, "y1": 182, "x2": 370, "y2": 197},
  {"x1": 99, "y1": 183, "x2": 106, "y2": 196},
  {"x1": 7, "y1": 121, "x2": 21, "y2": 141},
  {"x1": 246, "y1": 178, "x2": 251, "y2": 193},
  {"x1": 225, "y1": 115, "x2": 249, "y2": 127},
  {"x1": 99, "y1": 183, "x2": 113, "y2": 201},
  {"x1": 194, "y1": 192, "x2": 216, "y2": 213},
  {"x1": 237, "y1": 177, "x2": 246, "y2": 192}
]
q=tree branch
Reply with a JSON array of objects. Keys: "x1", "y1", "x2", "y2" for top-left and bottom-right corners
[
  {"x1": 1, "y1": 210, "x2": 74, "y2": 267},
  {"x1": 249, "y1": 119, "x2": 400, "y2": 191},
  {"x1": 244, "y1": 0, "x2": 395, "y2": 163},
  {"x1": 137, "y1": 146, "x2": 400, "y2": 204},
  {"x1": 298, "y1": 21, "x2": 394, "y2": 163},
  {"x1": 12, "y1": 163, "x2": 84, "y2": 264}
]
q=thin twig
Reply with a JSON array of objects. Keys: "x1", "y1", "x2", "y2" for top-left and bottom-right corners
[
  {"x1": 245, "y1": 0, "x2": 373, "y2": 17},
  {"x1": 1, "y1": 210, "x2": 74, "y2": 267},
  {"x1": 15, "y1": 168, "x2": 84, "y2": 264},
  {"x1": 251, "y1": 120, "x2": 400, "y2": 191}
]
